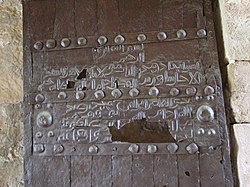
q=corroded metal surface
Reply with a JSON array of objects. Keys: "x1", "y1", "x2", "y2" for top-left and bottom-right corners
[{"x1": 23, "y1": 0, "x2": 234, "y2": 186}]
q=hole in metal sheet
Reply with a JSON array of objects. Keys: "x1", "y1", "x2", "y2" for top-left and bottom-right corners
[
  {"x1": 109, "y1": 119, "x2": 176, "y2": 143},
  {"x1": 67, "y1": 81, "x2": 75, "y2": 89},
  {"x1": 77, "y1": 69, "x2": 87, "y2": 79},
  {"x1": 185, "y1": 171, "x2": 190, "y2": 177}
]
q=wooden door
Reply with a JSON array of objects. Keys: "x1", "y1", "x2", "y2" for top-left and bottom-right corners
[{"x1": 23, "y1": 0, "x2": 234, "y2": 186}]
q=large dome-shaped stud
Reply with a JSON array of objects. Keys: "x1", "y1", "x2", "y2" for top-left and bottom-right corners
[
  {"x1": 147, "y1": 145, "x2": 158, "y2": 153},
  {"x1": 186, "y1": 87, "x2": 197, "y2": 96},
  {"x1": 167, "y1": 143, "x2": 179, "y2": 154},
  {"x1": 35, "y1": 94, "x2": 45, "y2": 103},
  {"x1": 98, "y1": 36, "x2": 108, "y2": 45},
  {"x1": 114, "y1": 35, "x2": 125, "y2": 44},
  {"x1": 58, "y1": 91, "x2": 67, "y2": 99},
  {"x1": 157, "y1": 32, "x2": 168, "y2": 41},
  {"x1": 37, "y1": 111, "x2": 53, "y2": 128},
  {"x1": 149, "y1": 87, "x2": 159, "y2": 97},
  {"x1": 34, "y1": 41, "x2": 43, "y2": 50},
  {"x1": 170, "y1": 88, "x2": 180, "y2": 96},
  {"x1": 61, "y1": 38, "x2": 71, "y2": 48},
  {"x1": 128, "y1": 144, "x2": 140, "y2": 153},
  {"x1": 129, "y1": 88, "x2": 140, "y2": 97},
  {"x1": 204, "y1": 86, "x2": 215, "y2": 95},
  {"x1": 95, "y1": 90, "x2": 105, "y2": 100},
  {"x1": 177, "y1": 29, "x2": 187, "y2": 39},
  {"x1": 54, "y1": 144, "x2": 64, "y2": 154},
  {"x1": 111, "y1": 89, "x2": 122, "y2": 98},
  {"x1": 77, "y1": 37, "x2": 87, "y2": 46},
  {"x1": 33, "y1": 144, "x2": 45, "y2": 153},
  {"x1": 46, "y1": 39, "x2": 56, "y2": 49},
  {"x1": 197, "y1": 29, "x2": 207, "y2": 38},
  {"x1": 186, "y1": 143, "x2": 199, "y2": 154},
  {"x1": 76, "y1": 91, "x2": 85, "y2": 100},
  {"x1": 88, "y1": 145, "x2": 99, "y2": 154},
  {"x1": 196, "y1": 105, "x2": 214, "y2": 122},
  {"x1": 137, "y1": 34, "x2": 147, "y2": 42}
]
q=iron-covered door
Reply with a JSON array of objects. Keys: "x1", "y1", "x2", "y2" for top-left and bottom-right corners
[{"x1": 23, "y1": 0, "x2": 233, "y2": 186}]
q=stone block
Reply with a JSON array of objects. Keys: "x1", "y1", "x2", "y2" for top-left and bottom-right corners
[
  {"x1": 0, "y1": 0, "x2": 23, "y2": 104},
  {"x1": 0, "y1": 103, "x2": 23, "y2": 187},
  {"x1": 227, "y1": 61, "x2": 250, "y2": 93},
  {"x1": 234, "y1": 124, "x2": 250, "y2": 187},
  {"x1": 220, "y1": 0, "x2": 250, "y2": 61}
]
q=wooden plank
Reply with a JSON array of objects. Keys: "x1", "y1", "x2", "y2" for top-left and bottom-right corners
[
  {"x1": 161, "y1": 0, "x2": 183, "y2": 30},
  {"x1": 141, "y1": 0, "x2": 161, "y2": 32},
  {"x1": 31, "y1": 156, "x2": 70, "y2": 187},
  {"x1": 97, "y1": 0, "x2": 120, "y2": 35},
  {"x1": 154, "y1": 155, "x2": 178, "y2": 187},
  {"x1": 178, "y1": 154, "x2": 200, "y2": 187},
  {"x1": 112, "y1": 155, "x2": 132, "y2": 186},
  {"x1": 75, "y1": 0, "x2": 98, "y2": 36},
  {"x1": 28, "y1": 0, "x2": 56, "y2": 42},
  {"x1": 92, "y1": 155, "x2": 112, "y2": 187},
  {"x1": 71, "y1": 156, "x2": 92, "y2": 187},
  {"x1": 132, "y1": 155, "x2": 154, "y2": 187},
  {"x1": 200, "y1": 148, "x2": 226, "y2": 187},
  {"x1": 53, "y1": 0, "x2": 75, "y2": 39},
  {"x1": 119, "y1": 0, "x2": 143, "y2": 33}
]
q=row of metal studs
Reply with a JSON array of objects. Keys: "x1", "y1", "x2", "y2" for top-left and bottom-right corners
[
  {"x1": 33, "y1": 29, "x2": 207, "y2": 50},
  {"x1": 33, "y1": 142, "x2": 200, "y2": 155}
]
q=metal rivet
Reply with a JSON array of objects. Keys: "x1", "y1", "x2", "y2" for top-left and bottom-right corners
[
  {"x1": 129, "y1": 88, "x2": 140, "y2": 97},
  {"x1": 88, "y1": 145, "x2": 99, "y2": 153},
  {"x1": 98, "y1": 36, "x2": 108, "y2": 45},
  {"x1": 48, "y1": 131, "x2": 54, "y2": 137},
  {"x1": 35, "y1": 132, "x2": 43, "y2": 138},
  {"x1": 147, "y1": 145, "x2": 158, "y2": 153},
  {"x1": 157, "y1": 32, "x2": 167, "y2": 41},
  {"x1": 197, "y1": 29, "x2": 207, "y2": 37},
  {"x1": 137, "y1": 34, "x2": 147, "y2": 42},
  {"x1": 177, "y1": 29, "x2": 187, "y2": 39},
  {"x1": 34, "y1": 144, "x2": 45, "y2": 153},
  {"x1": 111, "y1": 89, "x2": 122, "y2": 98},
  {"x1": 170, "y1": 88, "x2": 180, "y2": 96},
  {"x1": 54, "y1": 144, "x2": 64, "y2": 154},
  {"x1": 37, "y1": 111, "x2": 53, "y2": 128},
  {"x1": 77, "y1": 37, "x2": 87, "y2": 46},
  {"x1": 46, "y1": 39, "x2": 56, "y2": 49},
  {"x1": 61, "y1": 38, "x2": 71, "y2": 48},
  {"x1": 35, "y1": 94, "x2": 45, "y2": 103},
  {"x1": 186, "y1": 143, "x2": 199, "y2": 154},
  {"x1": 35, "y1": 104, "x2": 42, "y2": 109},
  {"x1": 167, "y1": 143, "x2": 178, "y2": 154},
  {"x1": 34, "y1": 41, "x2": 43, "y2": 50},
  {"x1": 197, "y1": 128, "x2": 205, "y2": 135},
  {"x1": 149, "y1": 87, "x2": 159, "y2": 97},
  {"x1": 208, "y1": 129, "x2": 216, "y2": 136},
  {"x1": 47, "y1": 103, "x2": 53, "y2": 108},
  {"x1": 128, "y1": 144, "x2": 140, "y2": 153},
  {"x1": 195, "y1": 95, "x2": 203, "y2": 100},
  {"x1": 95, "y1": 90, "x2": 105, "y2": 100},
  {"x1": 76, "y1": 91, "x2": 85, "y2": 100},
  {"x1": 112, "y1": 147, "x2": 118, "y2": 151},
  {"x1": 196, "y1": 105, "x2": 214, "y2": 122},
  {"x1": 186, "y1": 87, "x2": 197, "y2": 96},
  {"x1": 204, "y1": 86, "x2": 215, "y2": 95},
  {"x1": 207, "y1": 95, "x2": 215, "y2": 100},
  {"x1": 114, "y1": 34, "x2": 125, "y2": 44},
  {"x1": 58, "y1": 92, "x2": 67, "y2": 99}
]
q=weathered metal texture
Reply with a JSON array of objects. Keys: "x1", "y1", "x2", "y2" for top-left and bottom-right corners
[{"x1": 23, "y1": 0, "x2": 234, "y2": 186}]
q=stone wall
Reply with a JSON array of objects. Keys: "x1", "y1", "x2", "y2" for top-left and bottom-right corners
[
  {"x1": 220, "y1": 0, "x2": 250, "y2": 186},
  {"x1": 0, "y1": 0, "x2": 249, "y2": 186},
  {"x1": 0, "y1": 0, "x2": 23, "y2": 187}
]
